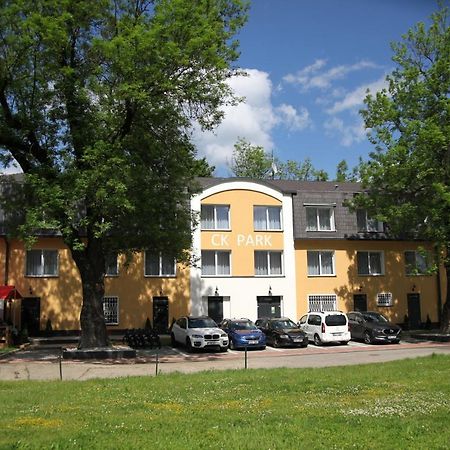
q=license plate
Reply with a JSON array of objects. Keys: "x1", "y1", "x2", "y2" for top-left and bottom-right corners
[
  {"x1": 388, "y1": 336, "x2": 397, "y2": 339},
  {"x1": 248, "y1": 340, "x2": 258, "y2": 344},
  {"x1": 332, "y1": 333, "x2": 342, "y2": 336},
  {"x1": 293, "y1": 338, "x2": 303, "y2": 342},
  {"x1": 206, "y1": 341, "x2": 219, "y2": 345}
]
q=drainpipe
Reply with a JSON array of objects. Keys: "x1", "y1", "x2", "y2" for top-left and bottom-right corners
[{"x1": 435, "y1": 245, "x2": 442, "y2": 325}]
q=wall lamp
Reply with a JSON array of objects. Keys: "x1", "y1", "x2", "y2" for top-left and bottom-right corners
[
  {"x1": 214, "y1": 286, "x2": 219, "y2": 296},
  {"x1": 411, "y1": 284, "x2": 416, "y2": 292},
  {"x1": 268, "y1": 286, "x2": 272, "y2": 296}
]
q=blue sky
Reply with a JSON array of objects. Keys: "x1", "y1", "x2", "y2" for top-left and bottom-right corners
[{"x1": 194, "y1": 0, "x2": 443, "y2": 178}]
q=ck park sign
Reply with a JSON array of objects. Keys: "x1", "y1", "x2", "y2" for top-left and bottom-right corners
[{"x1": 210, "y1": 233, "x2": 273, "y2": 247}]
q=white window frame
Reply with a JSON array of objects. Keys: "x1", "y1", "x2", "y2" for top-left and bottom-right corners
[
  {"x1": 307, "y1": 250, "x2": 336, "y2": 276},
  {"x1": 25, "y1": 249, "x2": 59, "y2": 277},
  {"x1": 105, "y1": 253, "x2": 119, "y2": 277},
  {"x1": 357, "y1": 209, "x2": 384, "y2": 232},
  {"x1": 103, "y1": 296, "x2": 119, "y2": 324},
  {"x1": 200, "y1": 204, "x2": 231, "y2": 230},
  {"x1": 144, "y1": 252, "x2": 176, "y2": 277},
  {"x1": 405, "y1": 251, "x2": 429, "y2": 276},
  {"x1": 305, "y1": 206, "x2": 335, "y2": 232},
  {"x1": 308, "y1": 294, "x2": 337, "y2": 312},
  {"x1": 254, "y1": 250, "x2": 284, "y2": 277},
  {"x1": 357, "y1": 251, "x2": 384, "y2": 276},
  {"x1": 201, "y1": 250, "x2": 231, "y2": 277},
  {"x1": 376, "y1": 292, "x2": 393, "y2": 307},
  {"x1": 253, "y1": 206, "x2": 282, "y2": 231}
]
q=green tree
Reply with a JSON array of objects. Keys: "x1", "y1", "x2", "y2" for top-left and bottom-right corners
[
  {"x1": 229, "y1": 138, "x2": 272, "y2": 178},
  {"x1": 357, "y1": 7, "x2": 450, "y2": 331},
  {"x1": 335, "y1": 160, "x2": 350, "y2": 182},
  {"x1": 0, "y1": 0, "x2": 248, "y2": 348},
  {"x1": 278, "y1": 158, "x2": 329, "y2": 181}
]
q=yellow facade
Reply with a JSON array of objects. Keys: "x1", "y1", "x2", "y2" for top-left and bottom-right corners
[{"x1": 295, "y1": 239, "x2": 440, "y2": 323}]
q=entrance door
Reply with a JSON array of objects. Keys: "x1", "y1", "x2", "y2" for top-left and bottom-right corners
[
  {"x1": 21, "y1": 297, "x2": 40, "y2": 336},
  {"x1": 407, "y1": 293, "x2": 421, "y2": 329},
  {"x1": 208, "y1": 296, "x2": 223, "y2": 324},
  {"x1": 353, "y1": 294, "x2": 367, "y2": 312},
  {"x1": 257, "y1": 296, "x2": 281, "y2": 319},
  {"x1": 153, "y1": 297, "x2": 169, "y2": 334}
]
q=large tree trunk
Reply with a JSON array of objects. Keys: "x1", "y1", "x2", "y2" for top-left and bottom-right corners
[
  {"x1": 440, "y1": 259, "x2": 450, "y2": 334},
  {"x1": 71, "y1": 238, "x2": 110, "y2": 349}
]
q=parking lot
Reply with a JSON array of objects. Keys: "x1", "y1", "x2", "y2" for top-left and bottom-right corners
[{"x1": 1, "y1": 337, "x2": 450, "y2": 381}]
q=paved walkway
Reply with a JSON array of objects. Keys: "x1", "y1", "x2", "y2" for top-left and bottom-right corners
[{"x1": 1, "y1": 339, "x2": 450, "y2": 381}]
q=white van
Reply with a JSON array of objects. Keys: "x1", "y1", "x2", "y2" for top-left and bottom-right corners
[{"x1": 298, "y1": 311, "x2": 350, "y2": 345}]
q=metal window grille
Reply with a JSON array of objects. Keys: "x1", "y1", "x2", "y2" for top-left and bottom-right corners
[
  {"x1": 103, "y1": 296, "x2": 119, "y2": 324},
  {"x1": 308, "y1": 295, "x2": 337, "y2": 312},
  {"x1": 377, "y1": 292, "x2": 393, "y2": 307}
]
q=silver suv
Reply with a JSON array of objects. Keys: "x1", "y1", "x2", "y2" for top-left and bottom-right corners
[
  {"x1": 171, "y1": 316, "x2": 228, "y2": 352},
  {"x1": 298, "y1": 311, "x2": 350, "y2": 345}
]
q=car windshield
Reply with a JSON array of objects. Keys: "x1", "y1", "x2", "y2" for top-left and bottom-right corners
[
  {"x1": 325, "y1": 315, "x2": 347, "y2": 326},
  {"x1": 188, "y1": 318, "x2": 217, "y2": 328},
  {"x1": 230, "y1": 321, "x2": 257, "y2": 331},
  {"x1": 272, "y1": 320, "x2": 298, "y2": 330},
  {"x1": 362, "y1": 312, "x2": 388, "y2": 323}
]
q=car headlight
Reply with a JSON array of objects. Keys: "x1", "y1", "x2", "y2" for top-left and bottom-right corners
[
  {"x1": 191, "y1": 334, "x2": 203, "y2": 339},
  {"x1": 221, "y1": 333, "x2": 227, "y2": 338},
  {"x1": 280, "y1": 334, "x2": 289, "y2": 339}
]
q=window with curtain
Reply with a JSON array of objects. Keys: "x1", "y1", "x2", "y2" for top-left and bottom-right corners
[
  {"x1": 144, "y1": 252, "x2": 176, "y2": 276},
  {"x1": 201, "y1": 251, "x2": 231, "y2": 276},
  {"x1": 306, "y1": 207, "x2": 334, "y2": 231},
  {"x1": 201, "y1": 205, "x2": 230, "y2": 230},
  {"x1": 26, "y1": 250, "x2": 58, "y2": 277},
  {"x1": 357, "y1": 251, "x2": 384, "y2": 275},
  {"x1": 253, "y1": 206, "x2": 282, "y2": 230},
  {"x1": 357, "y1": 209, "x2": 384, "y2": 232},
  {"x1": 307, "y1": 251, "x2": 335, "y2": 276},
  {"x1": 254, "y1": 251, "x2": 283, "y2": 276},
  {"x1": 405, "y1": 251, "x2": 429, "y2": 275}
]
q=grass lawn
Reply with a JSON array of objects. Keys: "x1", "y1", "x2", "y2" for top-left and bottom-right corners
[{"x1": 1, "y1": 355, "x2": 450, "y2": 449}]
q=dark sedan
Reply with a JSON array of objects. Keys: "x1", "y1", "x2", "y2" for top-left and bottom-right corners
[
  {"x1": 255, "y1": 318, "x2": 308, "y2": 348},
  {"x1": 218, "y1": 318, "x2": 266, "y2": 350},
  {"x1": 348, "y1": 311, "x2": 401, "y2": 344}
]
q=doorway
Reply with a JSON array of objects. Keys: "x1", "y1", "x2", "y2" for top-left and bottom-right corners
[
  {"x1": 21, "y1": 297, "x2": 41, "y2": 336},
  {"x1": 407, "y1": 293, "x2": 421, "y2": 329},
  {"x1": 208, "y1": 296, "x2": 223, "y2": 324},
  {"x1": 153, "y1": 297, "x2": 169, "y2": 334},
  {"x1": 353, "y1": 294, "x2": 367, "y2": 312},
  {"x1": 257, "y1": 296, "x2": 281, "y2": 318}
]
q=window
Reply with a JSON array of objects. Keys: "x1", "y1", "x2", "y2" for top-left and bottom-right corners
[
  {"x1": 405, "y1": 251, "x2": 429, "y2": 275},
  {"x1": 201, "y1": 251, "x2": 231, "y2": 276},
  {"x1": 357, "y1": 251, "x2": 384, "y2": 275},
  {"x1": 103, "y1": 296, "x2": 119, "y2": 324},
  {"x1": 26, "y1": 250, "x2": 58, "y2": 277},
  {"x1": 306, "y1": 207, "x2": 335, "y2": 231},
  {"x1": 308, "y1": 295, "x2": 337, "y2": 311},
  {"x1": 144, "y1": 252, "x2": 176, "y2": 277},
  {"x1": 201, "y1": 205, "x2": 230, "y2": 230},
  {"x1": 105, "y1": 253, "x2": 118, "y2": 276},
  {"x1": 254, "y1": 206, "x2": 282, "y2": 230},
  {"x1": 357, "y1": 210, "x2": 384, "y2": 232},
  {"x1": 254, "y1": 251, "x2": 283, "y2": 276},
  {"x1": 307, "y1": 251, "x2": 335, "y2": 276},
  {"x1": 377, "y1": 292, "x2": 393, "y2": 307}
]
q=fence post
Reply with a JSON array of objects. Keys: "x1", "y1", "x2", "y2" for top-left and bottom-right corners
[
  {"x1": 244, "y1": 346, "x2": 248, "y2": 370},
  {"x1": 155, "y1": 349, "x2": 159, "y2": 376},
  {"x1": 59, "y1": 348, "x2": 63, "y2": 381}
]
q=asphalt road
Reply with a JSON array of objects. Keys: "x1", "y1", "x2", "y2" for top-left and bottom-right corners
[{"x1": 1, "y1": 339, "x2": 450, "y2": 381}]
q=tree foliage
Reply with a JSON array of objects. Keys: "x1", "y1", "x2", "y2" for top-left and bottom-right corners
[
  {"x1": 0, "y1": 0, "x2": 248, "y2": 347},
  {"x1": 356, "y1": 6, "x2": 450, "y2": 330}
]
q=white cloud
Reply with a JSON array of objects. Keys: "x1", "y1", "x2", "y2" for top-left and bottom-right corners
[
  {"x1": 326, "y1": 75, "x2": 388, "y2": 114},
  {"x1": 283, "y1": 59, "x2": 379, "y2": 91},
  {"x1": 275, "y1": 104, "x2": 311, "y2": 131},
  {"x1": 323, "y1": 117, "x2": 367, "y2": 147},
  {"x1": 193, "y1": 69, "x2": 310, "y2": 170}
]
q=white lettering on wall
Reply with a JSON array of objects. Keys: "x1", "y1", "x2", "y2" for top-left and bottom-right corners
[
  {"x1": 211, "y1": 234, "x2": 230, "y2": 247},
  {"x1": 210, "y1": 233, "x2": 273, "y2": 247}
]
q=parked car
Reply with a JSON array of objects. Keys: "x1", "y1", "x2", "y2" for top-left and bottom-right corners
[
  {"x1": 255, "y1": 318, "x2": 308, "y2": 348},
  {"x1": 347, "y1": 311, "x2": 401, "y2": 344},
  {"x1": 170, "y1": 316, "x2": 228, "y2": 352},
  {"x1": 218, "y1": 318, "x2": 266, "y2": 350},
  {"x1": 298, "y1": 311, "x2": 350, "y2": 346}
]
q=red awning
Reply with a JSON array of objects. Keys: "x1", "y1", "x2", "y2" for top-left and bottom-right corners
[{"x1": 0, "y1": 286, "x2": 22, "y2": 300}]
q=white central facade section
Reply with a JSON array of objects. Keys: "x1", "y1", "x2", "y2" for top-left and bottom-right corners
[{"x1": 190, "y1": 180, "x2": 297, "y2": 322}]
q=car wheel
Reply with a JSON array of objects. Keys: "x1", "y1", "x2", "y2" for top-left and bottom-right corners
[
  {"x1": 273, "y1": 337, "x2": 280, "y2": 348},
  {"x1": 186, "y1": 338, "x2": 194, "y2": 353},
  {"x1": 341, "y1": 341, "x2": 349, "y2": 345},
  {"x1": 229, "y1": 339, "x2": 235, "y2": 350},
  {"x1": 301, "y1": 343, "x2": 308, "y2": 348},
  {"x1": 363, "y1": 331, "x2": 372, "y2": 344},
  {"x1": 314, "y1": 334, "x2": 322, "y2": 346},
  {"x1": 260, "y1": 346, "x2": 266, "y2": 350},
  {"x1": 170, "y1": 333, "x2": 177, "y2": 348}
]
